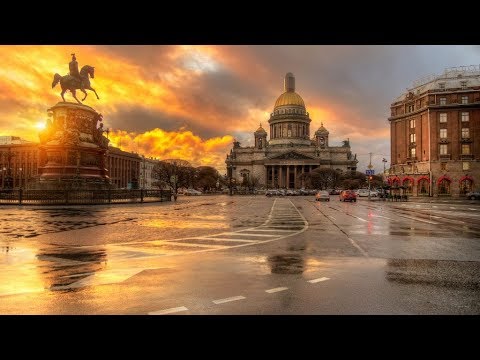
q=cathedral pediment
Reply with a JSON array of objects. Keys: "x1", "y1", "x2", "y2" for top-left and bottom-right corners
[{"x1": 269, "y1": 151, "x2": 316, "y2": 160}]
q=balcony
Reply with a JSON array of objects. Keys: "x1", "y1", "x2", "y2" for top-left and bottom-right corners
[
  {"x1": 439, "y1": 154, "x2": 451, "y2": 160},
  {"x1": 460, "y1": 154, "x2": 474, "y2": 160},
  {"x1": 439, "y1": 138, "x2": 449, "y2": 143},
  {"x1": 461, "y1": 137, "x2": 472, "y2": 143}
]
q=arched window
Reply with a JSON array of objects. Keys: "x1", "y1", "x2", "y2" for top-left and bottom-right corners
[
  {"x1": 392, "y1": 178, "x2": 400, "y2": 187},
  {"x1": 438, "y1": 178, "x2": 451, "y2": 195},
  {"x1": 460, "y1": 179, "x2": 473, "y2": 195},
  {"x1": 403, "y1": 179, "x2": 413, "y2": 195},
  {"x1": 417, "y1": 179, "x2": 429, "y2": 196}
]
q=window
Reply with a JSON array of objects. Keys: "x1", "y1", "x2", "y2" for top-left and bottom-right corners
[
  {"x1": 418, "y1": 179, "x2": 429, "y2": 196},
  {"x1": 439, "y1": 97, "x2": 447, "y2": 105},
  {"x1": 441, "y1": 162, "x2": 447, "y2": 170},
  {"x1": 460, "y1": 179, "x2": 473, "y2": 195},
  {"x1": 438, "y1": 179, "x2": 451, "y2": 195},
  {"x1": 410, "y1": 133, "x2": 416, "y2": 143},
  {"x1": 461, "y1": 81, "x2": 467, "y2": 89},
  {"x1": 461, "y1": 96, "x2": 468, "y2": 104},
  {"x1": 440, "y1": 128, "x2": 447, "y2": 138},
  {"x1": 410, "y1": 148, "x2": 416, "y2": 158},
  {"x1": 439, "y1": 83, "x2": 446, "y2": 90},
  {"x1": 410, "y1": 119, "x2": 415, "y2": 128},
  {"x1": 462, "y1": 144, "x2": 470, "y2": 155},
  {"x1": 407, "y1": 104, "x2": 415, "y2": 113},
  {"x1": 439, "y1": 113, "x2": 447, "y2": 123},
  {"x1": 440, "y1": 144, "x2": 448, "y2": 155},
  {"x1": 462, "y1": 128, "x2": 470, "y2": 139},
  {"x1": 462, "y1": 162, "x2": 470, "y2": 171},
  {"x1": 461, "y1": 112, "x2": 469, "y2": 122}
]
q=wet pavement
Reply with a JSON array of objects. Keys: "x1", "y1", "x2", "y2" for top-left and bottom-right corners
[{"x1": 0, "y1": 195, "x2": 479, "y2": 314}]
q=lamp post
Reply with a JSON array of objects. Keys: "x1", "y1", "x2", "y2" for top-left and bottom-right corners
[{"x1": 228, "y1": 164, "x2": 233, "y2": 196}]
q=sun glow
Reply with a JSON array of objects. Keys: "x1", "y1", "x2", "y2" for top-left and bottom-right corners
[{"x1": 35, "y1": 122, "x2": 46, "y2": 130}]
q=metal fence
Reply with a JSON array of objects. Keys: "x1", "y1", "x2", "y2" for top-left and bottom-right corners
[{"x1": 0, "y1": 189, "x2": 172, "y2": 205}]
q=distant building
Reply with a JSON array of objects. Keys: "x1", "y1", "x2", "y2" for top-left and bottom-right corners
[
  {"x1": 388, "y1": 65, "x2": 480, "y2": 197},
  {"x1": 225, "y1": 72, "x2": 357, "y2": 189},
  {"x1": 140, "y1": 156, "x2": 160, "y2": 189},
  {"x1": 106, "y1": 147, "x2": 141, "y2": 189},
  {"x1": 0, "y1": 137, "x2": 38, "y2": 189},
  {"x1": 1, "y1": 137, "x2": 145, "y2": 190}
]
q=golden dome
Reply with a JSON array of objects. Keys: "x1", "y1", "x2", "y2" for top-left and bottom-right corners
[
  {"x1": 255, "y1": 123, "x2": 267, "y2": 133},
  {"x1": 274, "y1": 91, "x2": 305, "y2": 108}
]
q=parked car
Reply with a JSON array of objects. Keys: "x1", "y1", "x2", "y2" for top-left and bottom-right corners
[
  {"x1": 315, "y1": 190, "x2": 330, "y2": 201},
  {"x1": 466, "y1": 192, "x2": 480, "y2": 200},
  {"x1": 266, "y1": 189, "x2": 279, "y2": 197},
  {"x1": 329, "y1": 189, "x2": 341, "y2": 195},
  {"x1": 184, "y1": 189, "x2": 202, "y2": 196},
  {"x1": 339, "y1": 190, "x2": 357, "y2": 202}
]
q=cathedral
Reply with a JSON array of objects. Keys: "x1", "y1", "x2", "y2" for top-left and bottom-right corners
[{"x1": 225, "y1": 72, "x2": 358, "y2": 189}]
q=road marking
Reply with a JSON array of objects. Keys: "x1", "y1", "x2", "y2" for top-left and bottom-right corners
[
  {"x1": 449, "y1": 207, "x2": 456, "y2": 210},
  {"x1": 308, "y1": 277, "x2": 330, "y2": 284},
  {"x1": 266, "y1": 287, "x2": 288, "y2": 293},
  {"x1": 328, "y1": 215, "x2": 337, "y2": 220},
  {"x1": 432, "y1": 206, "x2": 438, "y2": 208},
  {"x1": 352, "y1": 215, "x2": 367, "y2": 222},
  {"x1": 371, "y1": 215, "x2": 394, "y2": 220},
  {"x1": 196, "y1": 237, "x2": 257, "y2": 243},
  {"x1": 218, "y1": 232, "x2": 277, "y2": 237},
  {"x1": 213, "y1": 296, "x2": 246, "y2": 304},
  {"x1": 396, "y1": 214, "x2": 438, "y2": 224},
  {"x1": 241, "y1": 229, "x2": 295, "y2": 233},
  {"x1": 148, "y1": 306, "x2": 188, "y2": 315},
  {"x1": 469, "y1": 208, "x2": 477, "y2": 211}
]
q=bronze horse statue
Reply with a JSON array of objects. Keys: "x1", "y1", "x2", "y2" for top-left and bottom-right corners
[{"x1": 52, "y1": 65, "x2": 100, "y2": 104}]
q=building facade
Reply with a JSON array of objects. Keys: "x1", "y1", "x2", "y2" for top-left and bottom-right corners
[
  {"x1": 388, "y1": 65, "x2": 480, "y2": 197},
  {"x1": 105, "y1": 147, "x2": 141, "y2": 189},
  {"x1": 140, "y1": 156, "x2": 160, "y2": 189},
  {"x1": 0, "y1": 137, "x2": 38, "y2": 189},
  {"x1": 226, "y1": 73, "x2": 357, "y2": 189},
  {"x1": 1, "y1": 138, "x2": 145, "y2": 190}
]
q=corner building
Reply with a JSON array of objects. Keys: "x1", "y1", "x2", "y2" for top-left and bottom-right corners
[
  {"x1": 225, "y1": 73, "x2": 357, "y2": 188},
  {"x1": 388, "y1": 66, "x2": 480, "y2": 197}
]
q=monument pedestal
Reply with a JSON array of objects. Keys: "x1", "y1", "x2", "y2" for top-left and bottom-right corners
[{"x1": 33, "y1": 102, "x2": 111, "y2": 190}]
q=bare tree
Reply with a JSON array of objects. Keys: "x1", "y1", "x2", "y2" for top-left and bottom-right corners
[
  {"x1": 152, "y1": 159, "x2": 193, "y2": 200},
  {"x1": 308, "y1": 168, "x2": 342, "y2": 190}
]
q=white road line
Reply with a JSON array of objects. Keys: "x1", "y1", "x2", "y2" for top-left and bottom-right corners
[
  {"x1": 164, "y1": 241, "x2": 226, "y2": 248},
  {"x1": 218, "y1": 232, "x2": 277, "y2": 237},
  {"x1": 213, "y1": 296, "x2": 246, "y2": 304},
  {"x1": 397, "y1": 214, "x2": 438, "y2": 225},
  {"x1": 449, "y1": 207, "x2": 456, "y2": 210},
  {"x1": 308, "y1": 277, "x2": 330, "y2": 284},
  {"x1": 196, "y1": 237, "x2": 257, "y2": 243},
  {"x1": 352, "y1": 215, "x2": 367, "y2": 222},
  {"x1": 432, "y1": 206, "x2": 438, "y2": 208},
  {"x1": 241, "y1": 229, "x2": 295, "y2": 233},
  {"x1": 469, "y1": 208, "x2": 477, "y2": 211},
  {"x1": 266, "y1": 287, "x2": 288, "y2": 293},
  {"x1": 328, "y1": 215, "x2": 337, "y2": 220},
  {"x1": 148, "y1": 306, "x2": 188, "y2": 315},
  {"x1": 371, "y1": 215, "x2": 394, "y2": 220}
]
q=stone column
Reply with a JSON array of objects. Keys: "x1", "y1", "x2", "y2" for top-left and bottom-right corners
[
  {"x1": 294, "y1": 165, "x2": 297, "y2": 189},
  {"x1": 286, "y1": 166, "x2": 290, "y2": 189},
  {"x1": 301, "y1": 165, "x2": 305, "y2": 188},
  {"x1": 279, "y1": 166, "x2": 283, "y2": 188}
]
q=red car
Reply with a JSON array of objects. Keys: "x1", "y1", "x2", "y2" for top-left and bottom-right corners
[{"x1": 339, "y1": 190, "x2": 357, "y2": 202}]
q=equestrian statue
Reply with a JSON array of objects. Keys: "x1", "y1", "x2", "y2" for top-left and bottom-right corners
[{"x1": 52, "y1": 53, "x2": 100, "y2": 104}]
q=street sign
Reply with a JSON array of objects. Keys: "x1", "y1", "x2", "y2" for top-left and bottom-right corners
[{"x1": 366, "y1": 169, "x2": 375, "y2": 175}]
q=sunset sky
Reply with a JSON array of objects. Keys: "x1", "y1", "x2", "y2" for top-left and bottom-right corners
[{"x1": 1, "y1": 45, "x2": 478, "y2": 173}]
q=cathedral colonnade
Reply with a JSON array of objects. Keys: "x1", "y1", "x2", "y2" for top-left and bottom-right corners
[{"x1": 265, "y1": 164, "x2": 319, "y2": 189}]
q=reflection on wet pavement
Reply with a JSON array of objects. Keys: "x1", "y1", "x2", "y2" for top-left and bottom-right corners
[
  {"x1": 386, "y1": 258, "x2": 480, "y2": 289},
  {"x1": 268, "y1": 254, "x2": 305, "y2": 274}
]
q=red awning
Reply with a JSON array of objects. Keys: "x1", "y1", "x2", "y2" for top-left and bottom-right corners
[
  {"x1": 437, "y1": 175, "x2": 452, "y2": 184},
  {"x1": 402, "y1": 176, "x2": 415, "y2": 184},
  {"x1": 417, "y1": 176, "x2": 430, "y2": 184},
  {"x1": 459, "y1": 175, "x2": 474, "y2": 184}
]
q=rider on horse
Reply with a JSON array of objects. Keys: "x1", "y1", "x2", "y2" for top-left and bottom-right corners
[{"x1": 69, "y1": 53, "x2": 84, "y2": 90}]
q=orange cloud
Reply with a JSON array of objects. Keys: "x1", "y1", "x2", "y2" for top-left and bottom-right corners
[{"x1": 108, "y1": 128, "x2": 234, "y2": 171}]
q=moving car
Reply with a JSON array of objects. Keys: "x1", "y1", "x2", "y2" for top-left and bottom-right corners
[
  {"x1": 466, "y1": 191, "x2": 480, "y2": 200},
  {"x1": 315, "y1": 190, "x2": 330, "y2": 201},
  {"x1": 339, "y1": 190, "x2": 357, "y2": 202}
]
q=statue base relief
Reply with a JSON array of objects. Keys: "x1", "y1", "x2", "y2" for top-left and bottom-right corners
[{"x1": 30, "y1": 102, "x2": 111, "y2": 190}]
